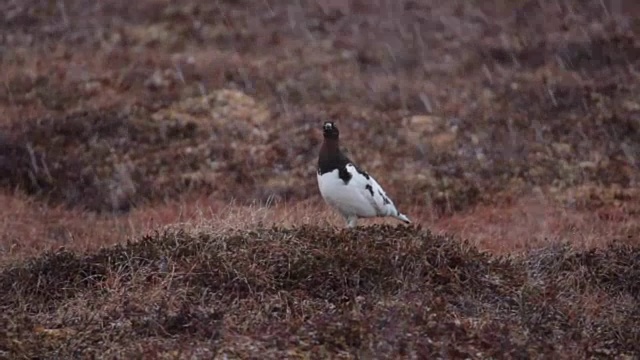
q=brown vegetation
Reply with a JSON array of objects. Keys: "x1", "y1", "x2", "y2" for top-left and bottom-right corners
[
  {"x1": 1, "y1": 225, "x2": 639, "y2": 358},
  {"x1": 1, "y1": 0, "x2": 639, "y2": 358}
]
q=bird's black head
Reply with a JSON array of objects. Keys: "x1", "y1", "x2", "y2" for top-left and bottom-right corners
[{"x1": 323, "y1": 121, "x2": 339, "y2": 139}]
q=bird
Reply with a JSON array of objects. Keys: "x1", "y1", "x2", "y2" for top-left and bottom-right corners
[{"x1": 317, "y1": 121, "x2": 411, "y2": 228}]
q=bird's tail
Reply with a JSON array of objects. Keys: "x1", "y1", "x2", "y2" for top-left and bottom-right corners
[{"x1": 394, "y1": 212, "x2": 411, "y2": 224}]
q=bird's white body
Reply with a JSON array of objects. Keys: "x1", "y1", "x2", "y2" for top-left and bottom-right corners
[{"x1": 317, "y1": 164, "x2": 410, "y2": 227}]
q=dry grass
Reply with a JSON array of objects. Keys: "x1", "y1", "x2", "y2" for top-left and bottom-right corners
[
  {"x1": 2, "y1": 188, "x2": 637, "y2": 266},
  {"x1": 435, "y1": 191, "x2": 640, "y2": 254},
  {"x1": 1, "y1": 223, "x2": 639, "y2": 358},
  {"x1": 1, "y1": 0, "x2": 640, "y2": 358},
  {"x1": 1, "y1": 196, "x2": 639, "y2": 358}
]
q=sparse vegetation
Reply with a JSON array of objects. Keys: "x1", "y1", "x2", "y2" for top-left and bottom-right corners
[{"x1": 0, "y1": 0, "x2": 639, "y2": 358}]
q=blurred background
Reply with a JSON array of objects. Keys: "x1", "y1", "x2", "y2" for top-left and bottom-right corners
[{"x1": 0, "y1": 0, "x2": 639, "y2": 250}]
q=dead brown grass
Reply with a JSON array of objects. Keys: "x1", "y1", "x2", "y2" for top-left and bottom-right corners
[
  {"x1": 2, "y1": 0, "x2": 640, "y2": 357},
  {"x1": 1, "y1": 195, "x2": 639, "y2": 358},
  {"x1": 1, "y1": 224, "x2": 639, "y2": 358},
  {"x1": 3, "y1": 0, "x2": 640, "y2": 215},
  {"x1": 151, "y1": 189, "x2": 640, "y2": 258},
  {"x1": 3, "y1": 188, "x2": 637, "y2": 267},
  {"x1": 435, "y1": 191, "x2": 640, "y2": 254}
]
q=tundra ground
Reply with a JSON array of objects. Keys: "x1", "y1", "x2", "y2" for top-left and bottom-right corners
[{"x1": 1, "y1": 0, "x2": 639, "y2": 358}]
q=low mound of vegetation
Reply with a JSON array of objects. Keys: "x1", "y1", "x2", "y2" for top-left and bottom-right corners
[{"x1": 1, "y1": 225, "x2": 638, "y2": 358}]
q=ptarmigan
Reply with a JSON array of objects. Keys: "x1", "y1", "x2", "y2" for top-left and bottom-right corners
[{"x1": 317, "y1": 121, "x2": 411, "y2": 228}]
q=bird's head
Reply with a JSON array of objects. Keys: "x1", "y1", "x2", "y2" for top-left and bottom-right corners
[{"x1": 322, "y1": 121, "x2": 339, "y2": 139}]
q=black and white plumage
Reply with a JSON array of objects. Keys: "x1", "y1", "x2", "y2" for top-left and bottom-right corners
[{"x1": 317, "y1": 121, "x2": 411, "y2": 228}]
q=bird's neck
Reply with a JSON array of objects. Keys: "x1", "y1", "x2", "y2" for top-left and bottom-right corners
[
  {"x1": 319, "y1": 137, "x2": 345, "y2": 172},
  {"x1": 320, "y1": 138, "x2": 341, "y2": 162},
  {"x1": 322, "y1": 137, "x2": 340, "y2": 152}
]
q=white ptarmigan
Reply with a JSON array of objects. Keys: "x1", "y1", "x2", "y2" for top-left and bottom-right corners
[{"x1": 317, "y1": 121, "x2": 411, "y2": 228}]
